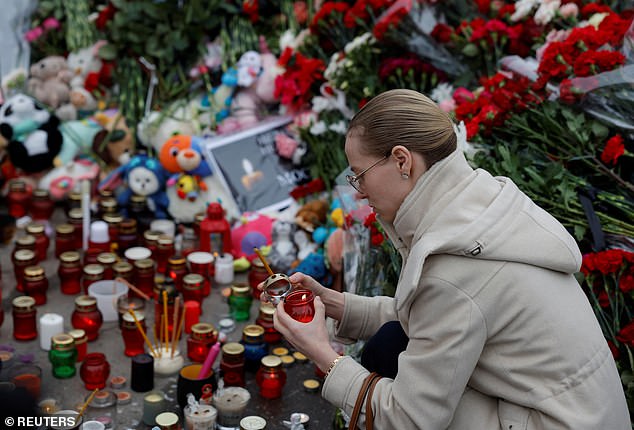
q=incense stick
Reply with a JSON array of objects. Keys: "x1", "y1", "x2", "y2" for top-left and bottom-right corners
[
  {"x1": 162, "y1": 290, "x2": 169, "y2": 352},
  {"x1": 172, "y1": 302, "x2": 187, "y2": 356},
  {"x1": 128, "y1": 309, "x2": 157, "y2": 357},
  {"x1": 115, "y1": 277, "x2": 151, "y2": 301},
  {"x1": 254, "y1": 247, "x2": 274, "y2": 276},
  {"x1": 170, "y1": 296, "x2": 180, "y2": 358},
  {"x1": 76, "y1": 388, "x2": 99, "y2": 424}
]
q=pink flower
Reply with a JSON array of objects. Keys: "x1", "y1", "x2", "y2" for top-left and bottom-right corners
[
  {"x1": 25, "y1": 27, "x2": 44, "y2": 42},
  {"x1": 42, "y1": 17, "x2": 61, "y2": 30},
  {"x1": 559, "y1": 3, "x2": 578, "y2": 19},
  {"x1": 275, "y1": 133, "x2": 299, "y2": 159},
  {"x1": 439, "y1": 98, "x2": 456, "y2": 112},
  {"x1": 453, "y1": 87, "x2": 475, "y2": 104}
]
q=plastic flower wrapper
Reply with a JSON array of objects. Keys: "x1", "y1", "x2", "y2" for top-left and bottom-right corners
[{"x1": 372, "y1": 0, "x2": 467, "y2": 78}]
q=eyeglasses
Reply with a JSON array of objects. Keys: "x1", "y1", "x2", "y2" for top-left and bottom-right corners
[{"x1": 346, "y1": 154, "x2": 389, "y2": 193}]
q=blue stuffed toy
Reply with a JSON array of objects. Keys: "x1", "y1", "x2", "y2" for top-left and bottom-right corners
[{"x1": 290, "y1": 252, "x2": 333, "y2": 287}]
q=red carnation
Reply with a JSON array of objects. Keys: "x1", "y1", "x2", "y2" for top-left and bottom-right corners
[
  {"x1": 573, "y1": 50, "x2": 625, "y2": 77},
  {"x1": 310, "y1": 2, "x2": 350, "y2": 33},
  {"x1": 431, "y1": 23, "x2": 453, "y2": 44},
  {"x1": 617, "y1": 320, "x2": 634, "y2": 347},
  {"x1": 600, "y1": 135, "x2": 625, "y2": 165},
  {"x1": 243, "y1": 0, "x2": 259, "y2": 23},
  {"x1": 619, "y1": 269, "x2": 634, "y2": 293},
  {"x1": 593, "y1": 249, "x2": 625, "y2": 275},
  {"x1": 580, "y1": 3, "x2": 613, "y2": 18},
  {"x1": 372, "y1": 0, "x2": 412, "y2": 40}
]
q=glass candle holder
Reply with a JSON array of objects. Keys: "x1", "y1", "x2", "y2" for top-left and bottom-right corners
[
  {"x1": 220, "y1": 342, "x2": 246, "y2": 387},
  {"x1": 23, "y1": 265, "x2": 49, "y2": 305},
  {"x1": 26, "y1": 222, "x2": 49, "y2": 262},
  {"x1": 212, "y1": 387, "x2": 250, "y2": 428},
  {"x1": 166, "y1": 255, "x2": 187, "y2": 291},
  {"x1": 102, "y1": 212, "x2": 123, "y2": 253},
  {"x1": 30, "y1": 189, "x2": 55, "y2": 220},
  {"x1": 133, "y1": 258, "x2": 155, "y2": 299},
  {"x1": 228, "y1": 284, "x2": 253, "y2": 322},
  {"x1": 116, "y1": 295, "x2": 145, "y2": 328},
  {"x1": 13, "y1": 234, "x2": 36, "y2": 254},
  {"x1": 142, "y1": 391, "x2": 166, "y2": 426},
  {"x1": 58, "y1": 251, "x2": 82, "y2": 295},
  {"x1": 79, "y1": 353, "x2": 111, "y2": 390},
  {"x1": 184, "y1": 403, "x2": 217, "y2": 430},
  {"x1": 180, "y1": 228, "x2": 199, "y2": 257},
  {"x1": 214, "y1": 253, "x2": 234, "y2": 285},
  {"x1": 187, "y1": 323, "x2": 218, "y2": 363},
  {"x1": 187, "y1": 252, "x2": 214, "y2": 297},
  {"x1": 155, "y1": 412, "x2": 180, "y2": 430},
  {"x1": 113, "y1": 260, "x2": 134, "y2": 285},
  {"x1": 12, "y1": 249, "x2": 37, "y2": 293},
  {"x1": 240, "y1": 325, "x2": 268, "y2": 372},
  {"x1": 82, "y1": 264, "x2": 105, "y2": 294},
  {"x1": 153, "y1": 346, "x2": 184, "y2": 376},
  {"x1": 12, "y1": 296, "x2": 37, "y2": 341},
  {"x1": 67, "y1": 207, "x2": 84, "y2": 250},
  {"x1": 117, "y1": 219, "x2": 138, "y2": 254},
  {"x1": 9, "y1": 363, "x2": 42, "y2": 401},
  {"x1": 48, "y1": 334, "x2": 77, "y2": 378},
  {"x1": 71, "y1": 295, "x2": 103, "y2": 341},
  {"x1": 255, "y1": 355, "x2": 286, "y2": 399},
  {"x1": 121, "y1": 311, "x2": 146, "y2": 357},
  {"x1": 248, "y1": 259, "x2": 269, "y2": 300},
  {"x1": 283, "y1": 289, "x2": 315, "y2": 323},
  {"x1": 98, "y1": 196, "x2": 118, "y2": 217},
  {"x1": 156, "y1": 235, "x2": 175, "y2": 274},
  {"x1": 96, "y1": 253, "x2": 117, "y2": 280},
  {"x1": 255, "y1": 303, "x2": 282, "y2": 344},
  {"x1": 182, "y1": 274, "x2": 204, "y2": 306},
  {"x1": 68, "y1": 329, "x2": 87, "y2": 362},
  {"x1": 55, "y1": 224, "x2": 76, "y2": 257},
  {"x1": 262, "y1": 273, "x2": 292, "y2": 306},
  {"x1": 7, "y1": 179, "x2": 31, "y2": 218},
  {"x1": 143, "y1": 230, "x2": 162, "y2": 257}
]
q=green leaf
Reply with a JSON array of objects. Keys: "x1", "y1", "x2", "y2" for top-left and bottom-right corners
[
  {"x1": 98, "y1": 43, "x2": 118, "y2": 61},
  {"x1": 462, "y1": 43, "x2": 480, "y2": 57},
  {"x1": 590, "y1": 121, "x2": 609, "y2": 139}
]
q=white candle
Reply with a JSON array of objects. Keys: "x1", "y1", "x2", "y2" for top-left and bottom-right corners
[
  {"x1": 39, "y1": 313, "x2": 64, "y2": 351},
  {"x1": 214, "y1": 254, "x2": 234, "y2": 285}
]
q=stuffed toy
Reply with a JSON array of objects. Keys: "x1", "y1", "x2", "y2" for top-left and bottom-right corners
[
  {"x1": 38, "y1": 158, "x2": 100, "y2": 200},
  {"x1": 217, "y1": 37, "x2": 283, "y2": 134},
  {"x1": 137, "y1": 100, "x2": 201, "y2": 152},
  {"x1": 92, "y1": 110, "x2": 134, "y2": 176},
  {"x1": 166, "y1": 174, "x2": 240, "y2": 224},
  {"x1": 100, "y1": 153, "x2": 170, "y2": 219},
  {"x1": 55, "y1": 118, "x2": 104, "y2": 166},
  {"x1": 202, "y1": 67, "x2": 238, "y2": 125},
  {"x1": 27, "y1": 56, "x2": 73, "y2": 109},
  {"x1": 67, "y1": 41, "x2": 113, "y2": 95},
  {"x1": 267, "y1": 219, "x2": 298, "y2": 274},
  {"x1": 290, "y1": 252, "x2": 332, "y2": 287},
  {"x1": 295, "y1": 200, "x2": 329, "y2": 232},
  {"x1": 230, "y1": 212, "x2": 273, "y2": 260},
  {"x1": 159, "y1": 134, "x2": 212, "y2": 177},
  {"x1": 1, "y1": 93, "x2": 63, "y2": 173}
]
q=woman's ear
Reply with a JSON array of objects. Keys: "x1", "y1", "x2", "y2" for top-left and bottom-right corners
[{"x1": 390, "y1": 145, "x2": 412, "y2": 172}]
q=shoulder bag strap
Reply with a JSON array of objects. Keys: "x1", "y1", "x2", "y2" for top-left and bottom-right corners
[
  {"x1": 348, "y1": 372, "x2": 380, "y2": 430},
  {"x1": 365, "y1": 374, "x2": 383, "y2": 429}
]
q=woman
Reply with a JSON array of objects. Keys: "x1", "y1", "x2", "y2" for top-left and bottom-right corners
[{"x1": 269, "y1": 89, "x2": 630, "y2": 429}]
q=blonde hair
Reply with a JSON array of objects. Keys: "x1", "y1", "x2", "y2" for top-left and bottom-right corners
[{"x1": 348, "y1": 89, "x2": 457, "y2": 167}]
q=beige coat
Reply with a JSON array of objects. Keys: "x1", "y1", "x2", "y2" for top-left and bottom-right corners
[{"x1": 322, "y1": 149, "x2": 630, "y2": 429}]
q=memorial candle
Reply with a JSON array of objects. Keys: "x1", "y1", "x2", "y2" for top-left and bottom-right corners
[{"x1": 39, "y1": 313, "x2": 64, "y2": 351}]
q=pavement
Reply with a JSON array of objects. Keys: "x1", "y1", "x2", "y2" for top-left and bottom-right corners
[{"x1": 0, "y1": 210, "x2": 336, "y2": 429}]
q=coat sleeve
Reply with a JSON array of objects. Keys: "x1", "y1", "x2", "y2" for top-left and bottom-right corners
[
  {"x1": 334, "y1": 293, "x2": 398, "y2": 342},
  {"x1": 323, "y1": 276, "x2": 488, "y2": 429}
]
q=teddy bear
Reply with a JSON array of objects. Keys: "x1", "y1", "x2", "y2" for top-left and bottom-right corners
[
  {"x1": 27, "y1": 56, "x2": 73, "y2": 109},
  {"x1": 1, "y1": 93, "x2": 64, "y2": 173},
  {"x1": 217, "y1": 37, "x2": 283, "y2": 134},
  {"x1": 267, "y1": 219, "x2": 298, "y2": 274},
  {"x1": 92, "y1": 109, "x2": 134, "y2": 177},
  {"x1": 295, "y1": 199, "x2": 329, "y2": 232}
]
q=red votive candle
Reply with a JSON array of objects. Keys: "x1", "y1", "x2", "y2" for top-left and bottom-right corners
[
  {"x1": 23, "y1": 265, "x2": 48, "y2": 305},
  {"x1": 187, "y1": 323, "x2": 218, "y2": 363},
  {"x1": 71, "y1": 295, "x2": 103, "y2": 341},
  {"x1": 256, "y1": 355, "x2": 286, "y2": 399},
  {"x1": 283, "y1": 290, "x2": 315, "y2": 323},
  {"x1": 69, "y1": 329, "x2": 88, "y2": 362},
  {"x1": 79, "y1": 353, "x2": 110, "y2": 390},
  {"x1": 12, "y1": 296, "x2": 37, "y2": 341},
  {"x1": 184, "y1": 301, "x2": 201, "y2": 334},
  {"x1": 121, "y1": 312, "x2": 146, "y2": 357},
  {"x1": 58, "y1": 251, "x2": 82, "y2": 295},
  {"x1": 187, "y1": 252, "x2": 214, "y2": 297}
]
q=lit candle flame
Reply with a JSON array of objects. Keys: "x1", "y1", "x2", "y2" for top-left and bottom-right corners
[{"x1": 302, "y1": 293, "x2": 307, "y2": 301}]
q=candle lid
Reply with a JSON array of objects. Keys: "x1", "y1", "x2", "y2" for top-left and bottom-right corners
[
  {"x1": 222, "y1": 342, "x2": 245, "y2": 355},
  {"x1": 75, "y1": 295, "x2": 98, "y2": 309},
  {"x1": 12, "y1": 296, "x2": 36, "y2": 311},
  {"x1": 83, "y1": 264, "x2": 105, "y2": 275},
  {"x1": 167, "y1": 255, "x2": 186, "y2": 265},
  {"x1": 51, "y1": 334, "x2": 75, "y2": 350},
  {"x1": 16, "y1": 235, "x2": 36, "y2": 246},
  {"x1": 119, "y1": 219, "x2": 137, "y2": 233},
  {"x1": 191, "y1": 323, "x2": 215, "y2": 335},
  {"x1": 124, "y1": 246, "x2": 152, "y2": 261},
  {"x1": 33, "y1": 188, "x2": 49, "y2": 198},
  {"x1": 230, "y1": 284, "x2": 251, "y2": 297},
  {"x1": 60, "y1": 251, "x2": 81, "y2": 263},
  {"x1": 131, "y1": 194, "x2": 147, "y2": 204},
  {"x1": 239, "y1": 416, "x2": 267, "y2": 430},
  {"x1": 303, "y1": 379, "x2": 320, "y2": 392},
  {"x1": 143, "y1": 230, "x2": 162, "y2": 242},
  {"x1": 68, "y1": 190, "x2": 82, "y2": 201},
  {"x1": 26, "y1": 223, "x2": 45, "y2": 234},
  {"x1": 14, "y1": 249, "x2": 36, "y2": 261},
  {"x1": 187, "y1": 251, "x2": 214, "y2": 264},
  {"x1": 260, "y1": 355, "x2": 282, "y2": 368},
  {"x1": 9, "y1": 179, "x2": 26, "y2": 190},
  {"x1": 122, "y1": 311, "x2": 144, "y2": 323},
  {"x1": 183, "y1": 273, "x2": 204, "y2": 287},
  {"x1": 99, "y1": 197, "x2": 117, "y2": 211},
  {"x1": 263, "y1": 273, "x2": 292, "y2": 303},
  {"x1": 272, "y1": 347, "x2": 289, "y2": 356},
  {"x1": 157, "y1": 235, "x2": 174, "y2": 246},
  {"x1": 251, "y1": 258, "x2": 265, "y2": 268},
  {"x1": 155, "y1": 412, "x2": 179, "y2": 426},
  {"x1": 24, "y1": 265, "x2": 45, "y2": 278},
  {"x1": 99, "y1": 189, "x2": 114, "y2": 198},
  {"x1": 102, "y1": 212, "x2": 123, "y2": 224},
  {"x1": 243, "y1": 324, "x2": 265, "y2": 338},
  {"x1": 259, "y1": 302, "x2": 275, "y2": 316},
  {"x1": 217, "y1": 317, "x2": 234, "y2": 332},
  {"x1": 55, "y1": 224, "x2": 74, "y2": 234},
  {"x1": 68, "y1": 207, "x2": 83, "y2": 219},
  {"x1": 113, "y1": 261, "x2": 133, "y2": 273},
  {"x1": 144, "y1": 392, "x2": 164, "y2": 402},
  {"x1": 68, "y1": 329, "x2": 87, "y2": 343},
  {"x1": 134, "y1": 258, "x2": 154, "y2": 270},
  {"x1": 97, "y1": 252, "x2": 117, "y2": 265}
]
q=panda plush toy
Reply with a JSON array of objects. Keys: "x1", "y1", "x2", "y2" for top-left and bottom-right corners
[{"x1": 0, "y1": 94, "x2": 63, "y2": 173}]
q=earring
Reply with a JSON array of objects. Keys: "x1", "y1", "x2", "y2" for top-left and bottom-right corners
[{"x1": 401, "y1": 173, "x2": 409, "y2": 179}]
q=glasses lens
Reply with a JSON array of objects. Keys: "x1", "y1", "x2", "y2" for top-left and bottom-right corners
[{"x1": 346, "y1": 175, "x2": 359, "y2": 192}]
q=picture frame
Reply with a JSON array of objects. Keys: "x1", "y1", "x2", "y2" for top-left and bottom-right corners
[{"x1": 203, "y1": 116, "x2": 311, "y2": 213}]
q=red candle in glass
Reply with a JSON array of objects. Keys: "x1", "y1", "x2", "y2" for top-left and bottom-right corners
[
  {"x1": 26, "y1": 223, "x2": 49, "y2": 262},
  {"x1": 55, "y1": 224, "x2": 76, "y2": 257},
  {"x1": 23, "y1": 266, "x2": 48, "y2": 305},
  {"x1": 156, "y1": 235, "x2": 175, "y2": 274},
  {"x1": 13, "y1": 234, "x2": 36, "y2": 255},
  {"x1": 71, "y1": 295, "x2": 103, "y2": 341},
  {"x1": 117, "y1": 219, "x2": 138, "y2": 254},
  {"x1": 121, "y1": 312, "x2": 146, "y2": 357},
  {"x1": 220, "y1": 342, "x2": 246, "y2": 387},
  {"x1": 79, "y1": 352, "x2": 110, "y2": 390},
  {"x1": 143, "y1": 230, "x2": 161, "y2": 258},
  {"x1": 167, "y1": 256, "x2": 187, "y2": 291},
  {"x1": 283, "y1": 290, "x2": 315, "y2": 322},
  {"x1": 256, "y1": 355, "x2": 287, "y2": 399},
  {"x1": 30, "y1": 189, "x2": 55, "y2": 220},
  {"x1": 82, "y1": 264, "x2": 104, "y2": 294},
  {"x1": 187, "y1": 323, "x2": 218, "y2": 363},
  {"x1": 7, "y1": 180, "x2": 32, "y2": 218},
  {"x1": 182, "y1": 274, "x2": 204, "y2": 306},
  {"x1": 12, "y1": 296, "x2": 37, "y2": 341},
  {"x1": 103, "y1": 212, "x2": 123, "y2": 253},
  {"x1": 187, "y1": 252, "x2": 214, "y2": 297},
  {"x1": 113, "y1": 261, "x2": 134, "y2": 286},
  {"x1": 13, "y1": 249, "x2": 37, "y2": 293},
  {"x1": 97, "y1": 253, "x2": 117, "y2": 280},
  {"x1": 58, "y1": 251, "x2": 82, "y2": 295},
  {"x1": 69, "y1": 329, "x2": 88, "y2": 362},
  {"x1": 184, "y1": 301, "x2": 201, "y2": 334},
  {"x1": 67, "y1": 208, "x2": 84, "y2": 250},
  {"x1": 133, "y1": 258, "x2": 155, "y2": 299},
  {"x1": 255, "y1": 303, "x2": 282, "y2": 344},
  {"x1": 248, "y1": 259, "x2": 269, "y2": 300}
]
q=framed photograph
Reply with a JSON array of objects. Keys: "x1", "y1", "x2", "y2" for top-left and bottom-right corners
[{"x1": 203, "y1": 116, "x2": 311, "y2": 213}]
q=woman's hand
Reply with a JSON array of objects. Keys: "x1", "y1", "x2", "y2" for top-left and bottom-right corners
[
  {"x1": 258, "y1": 272, "x2": 345, "y2": 321},
  {"x1": 274, "y1": 296, "x2": 339, "y2": 372}
]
